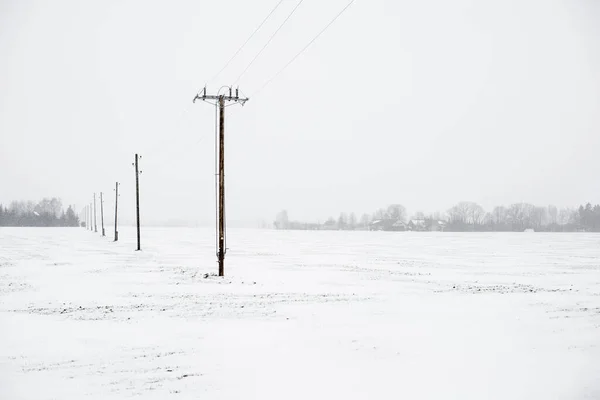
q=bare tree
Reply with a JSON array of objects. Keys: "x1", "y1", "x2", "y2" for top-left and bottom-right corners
[
  {"x1": 532, "y1": 206, "x2": 546, "y2": 230},
  {"x1": 468, "y1": 203, "x2": 485, "y2": 226},
  {"x1": 387, "y1": 204, "x2": 406, "y2": 222},
  {"x1": 348, "y1": 212, "x2": 357, "y2": 230},
  {"x1": 338, "y1": 212, "x2": 348, "y2": 229},
  {"x1": 492, "y1": 206, "x2": 507, "y2": 225},
  {"x1": 360, "y1": 213, "x2": 371, "y2": 228},
  {"x1": 372, "y1": 208, "x2": 387, "y2": 221},
  {"x1": 447, "y1": 201, "x2": 484, "y2": 227},
  {"x1": 274, "y1": 210, "x2": 289, "y2": 229},
  {"x1": 447, "y1": 202, "x2": 470, "y2": 224},
  {"x1": 412, "y1": 211, "x2": 425, "y2": 220},
  {"x1": 548, "y1": 205, "x2": 558, "y2": 225}
]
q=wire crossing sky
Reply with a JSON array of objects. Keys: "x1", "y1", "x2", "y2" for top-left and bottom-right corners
[
  {"x1": 233, "y1": 0, "x2": 305, "y2": 85},
  {"x1": 209, "y1": 0, "x2": 285, "y2": 85}
]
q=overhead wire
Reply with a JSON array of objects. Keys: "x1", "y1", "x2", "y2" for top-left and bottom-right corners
[
  {"x1": 208, "y1": 0, "x2": 285, "y2": 85},
  {"x1": 233, "y1": 0, "x2": 305, "y2": 86},
  {"x1": 252, "y1": 0, "x2": 356, "y2": 98}
]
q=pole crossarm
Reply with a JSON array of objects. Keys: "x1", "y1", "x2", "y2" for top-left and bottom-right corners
[{"x1": 193, "y1": 87, "x2": 249, "y2": 106}]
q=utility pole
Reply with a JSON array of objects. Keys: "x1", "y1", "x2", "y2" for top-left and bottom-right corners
[
  {"x1": 133, "y1": 154, "x2": 142, "y2": 251},
  {"x1": 100, "y1": 192, "x2": 105, "y2": 237},
  {"x1": 93, "y1": 193, "x2": 98, "y2": 233},
  {"x1": 193, "y1": 86, "x2": 248, "y2": 277},
  {"x1": 114, "y1": 182, "x2": 120, "y2": 242},
  {"x1": 89, "y1": 203, "x2": 93, "y2": 231}
]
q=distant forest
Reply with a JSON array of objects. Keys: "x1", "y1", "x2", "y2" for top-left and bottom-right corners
[
  {"x1": 0, "y1": 198, "x2": 79, "y2": 227},
  {"x1": 274, "y1": 202, "x2": 600, "y2": 232}
]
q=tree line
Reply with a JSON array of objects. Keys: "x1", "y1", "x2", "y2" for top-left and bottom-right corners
[
  {"x1": 0, "y1": 198, "x2": 80, "y2": 227},
  {"x1": 444, "y1": 201, "x2": 598, "y2": 232},
  {"x1": 274, "y1": 202, "x2": 600, "y2": 232}
]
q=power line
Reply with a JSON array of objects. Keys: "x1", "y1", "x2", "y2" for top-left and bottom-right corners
[
  {"x1": 233, "y1": 0, "x2": 305, "y2": 86},
  {"x1": 253, "y1": 0, "x2": 356, "y2": 97},
  {"x1": 209, "y1": 0, "x2": 285, "y2": 84}
]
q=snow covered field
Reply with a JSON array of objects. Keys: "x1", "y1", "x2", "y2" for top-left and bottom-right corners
[{"x1": 1, "y1": 227, "x2": 599, "y2": 399}]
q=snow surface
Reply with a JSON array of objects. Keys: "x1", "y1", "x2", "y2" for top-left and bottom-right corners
[{"x1": 1, "y1": 227, "x2": 599, "y2": 399}]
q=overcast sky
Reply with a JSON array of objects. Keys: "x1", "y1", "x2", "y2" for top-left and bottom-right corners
[{"x1": 1, "y1": 0, "x2": 599, "y2": 225}]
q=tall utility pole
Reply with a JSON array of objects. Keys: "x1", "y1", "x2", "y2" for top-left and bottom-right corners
[
  {"x1": 114, "y1": 182, "x2": 120, "y2": 242},
  {"x1": 193, "y1": 86, "x2": 248, "y2": 277},
  {"x1": 133, "y1": 154, "x2": 141, "y2": 251},
  {"x1": 93, "y1": 193, "x2": 98, "y2": 233},
  {"x1": 89, "y1": 203, "x2": 93, "y2": 231},
  {"x1": 100, "y1": 192, "x2": 105, "y2": 237}
]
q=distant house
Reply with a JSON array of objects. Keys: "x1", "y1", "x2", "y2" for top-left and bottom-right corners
[
  {"x1": 408, "y1": 219, "x2": 426, "y2": 231},
  {"x1": 370, "y1": 219, "x2": 405, "y2": 231},
  {"x1": 369, "y1": 219, "x2": 386, "y2": 231},
  {"x1": 391, "y1": 220, "x2": 407, "y2": 231},
  {"x1": 426, "y1": 220, "x2": 447, "y2": 232}
]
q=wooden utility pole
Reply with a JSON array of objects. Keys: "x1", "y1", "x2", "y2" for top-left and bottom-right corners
[
  {"x1": 93, "y1": 193, "x2": 98, "y2": 233},
  {"x1": 100, "y1": 192, "x2": 105, "y2": 237},
  {"x1": 193, "y1": 87, "x2": 248, "y2": 277},
  {"x1": 217, "y1": 95, "x2": 225, "y2": 276},
  {"x1": 114, "y1": 182, "x2": 119, "y2": 242},
  {"x1": 89, "y1": 203, "x2": 93, "y2": 231},
  {"x1": 134, "y1": 154, "x2": 141, "y2": 251}
]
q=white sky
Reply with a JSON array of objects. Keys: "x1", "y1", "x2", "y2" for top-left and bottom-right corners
[{"x1": 1, "y1": 0, "x2": 599, "y2": 225}]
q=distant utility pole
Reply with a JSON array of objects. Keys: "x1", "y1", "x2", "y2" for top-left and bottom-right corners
[
  {"x1": 89, "y1": 203, "x2": 93, "y2": 231},
  {"x1": 193, "y1": 86, "x2": 249, "y2": 277},
  {"x1": 100, "y1": 192, "x2": 105, "y2": 237},
  {"x1": 133, "y1": 154, "x2": 142, "y2": 251},
  {"x1": 114, "y1": 182, "x2": 120, "y2": 242},
  {"x1": 93, "y1": 193, "x2": 98, "y2": 233}
]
